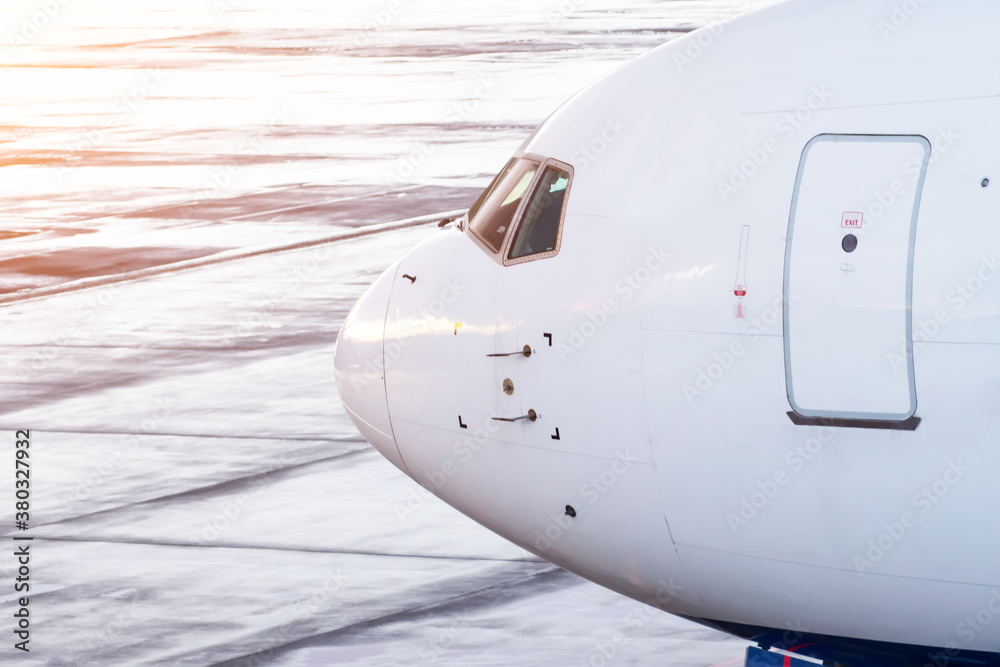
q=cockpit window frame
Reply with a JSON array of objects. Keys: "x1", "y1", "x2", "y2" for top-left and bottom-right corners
[
  {"x1": 502, "y1": 157, "x2": 573, "y2": 267},
  {"x1": 467, "y1": 157, "x2": 541, "y2": 254},
  {"x1": 468, "y1": 157, "x2": 517, "y2": 225},
  {"x1": 464, "y1": 153, "x2": 574, "y2": 267}
]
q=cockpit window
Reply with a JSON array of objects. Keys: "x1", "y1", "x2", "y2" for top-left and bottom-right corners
[
  {"x1": 469, "y1": 159, "x2": 540, "y2": 252},
  {"x1": 507, "y1": 166, "x2": 570, "y2": 261},
  {"x1": 468, "y1": 158, "x2": 515, "y2": 223}
]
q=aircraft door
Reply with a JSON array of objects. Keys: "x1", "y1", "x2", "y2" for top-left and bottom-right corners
[{"x1": 783, "y1": 134, "x2": 930, "y2": 424}]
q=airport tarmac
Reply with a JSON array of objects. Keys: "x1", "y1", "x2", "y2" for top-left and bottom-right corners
[
  {"x1": 0, "y1": 0, "x2": 771, "y2": 664},
  {"x1": 1, "y1": 220, "x2": 748, "y2": 666}
]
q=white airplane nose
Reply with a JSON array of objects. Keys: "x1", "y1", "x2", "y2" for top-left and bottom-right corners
[{"x1": 334, "y1": 261, "x2": 409, "y2": 474}]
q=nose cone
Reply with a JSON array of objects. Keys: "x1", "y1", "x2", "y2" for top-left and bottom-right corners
[{"x1": 334, "y1": 261, "x2": 409, "y2": 474}]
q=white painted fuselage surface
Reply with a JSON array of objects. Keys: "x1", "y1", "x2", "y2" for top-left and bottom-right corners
[{"x1": 336, "y1": 0, "x2": 1000, "y2": 660}]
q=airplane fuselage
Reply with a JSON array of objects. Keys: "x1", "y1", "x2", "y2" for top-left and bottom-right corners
[{"x1": 335, "y1": 1, "x2": 1000, "y2": 664}]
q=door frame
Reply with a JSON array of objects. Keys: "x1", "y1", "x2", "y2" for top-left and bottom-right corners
[{"x1": 782, "y1": 133, "x2": 931, "y2": 427}]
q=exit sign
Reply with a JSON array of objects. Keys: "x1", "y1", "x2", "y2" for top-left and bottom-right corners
[{"x1": 842, "y1": 211, "x2": 863, "y2": 229}]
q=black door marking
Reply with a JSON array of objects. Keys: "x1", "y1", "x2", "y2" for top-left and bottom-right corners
[
  {"x1": 551, "y1": 428, "x2": 560, "y2": 440},
  {"x1": 786, "y1": 411, "x2": 920, "y2": 431}
]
